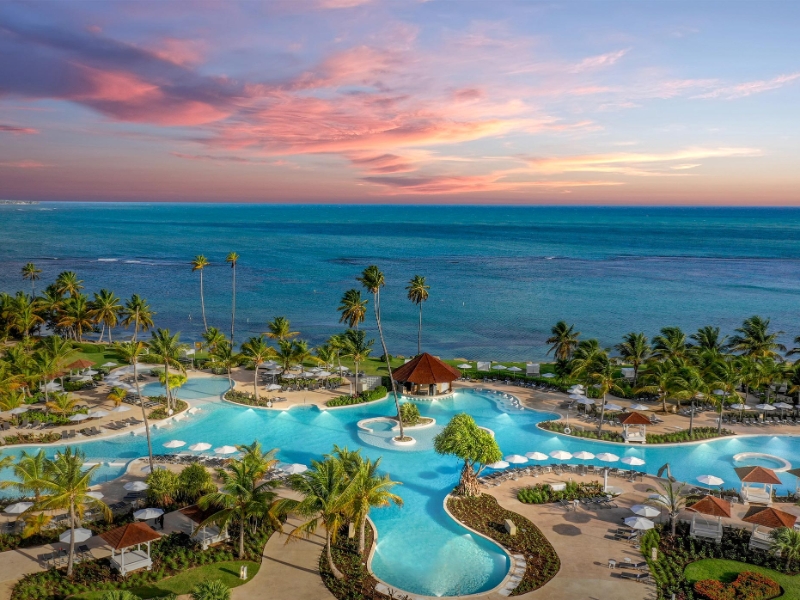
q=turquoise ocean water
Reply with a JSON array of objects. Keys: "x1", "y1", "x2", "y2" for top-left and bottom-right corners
[{"x1": 2, "y1": 203, "x2": 800, "y2": 360}]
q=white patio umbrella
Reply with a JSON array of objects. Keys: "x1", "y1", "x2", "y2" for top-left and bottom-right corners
[
  {"x1": 543, "y1": 373, "x2": 556, "y2": 378},
  {"x1": 110, "y1": 405, "x2": 131, "y2": 413},
  {"x1": 568, "y1": 394, "x2": 584, "y2": 400},
  {"x1": 263, "y1": 368, "x2": 282, "y2": 375},
  {"x1": 756, "y1": 403, "x2": 776, "y2": 411},
  {"x1": 336, "y1": 366, "x2": 350, "y2": 372},
  {"x1": 576, "y1": 398, "x2": 595, "y2": 405},
  {"x1": 629, "y1": 404, "x2": 650, "y2": 411},
  {"x1": 697, "y1": 475, "x2": 724, "y2": 486},
  {"x1": 83, "y1": 369, "x2": 98, "y2": 376},
  {"x1": 487, "y1": 461, "x2": 510, "y2": 469},
  {"x1": 712, "y1": 389, "x2": 727, "y2": 396},
  {"x1": 280, "y1": 463, "x2": 308, "y2": 475},
  {"x1": 630, "y1": 504, "x2": 660, "y2": 518},
  {"x1": 504, "y1": 454, "x2": 528, "y2": 464},
  {"x1": 88, "y1": 410, "x2": 108, "y2": 418},
  {"x1": 525, "y1": 452, "x2": 548, "y2": 460},
  {"x1": 300, "y1": 371, "x2": 317, "y2": 378},
  {"x1": 458, "y1": 364, "x2": 472, "y2": 369},
  {"x1": 134, "y1": 507, "x2": 165, "y2": 520},
  {"x1": 624, "y1": 516, "x2": 655, "y2": 530},
  {"x1": 281, "y1": 373, "x2": 297, "y2": 380},
  {"x1": 774, "y1": 402, "x2": 793, "y2": 410},
  {"x1": 621, "y1": 456, "x2": 645, "y2": 466},
  {"x1": 493, "y1": 365, "x2": 507, "y2": 371},
  {"x1": 266, "y1": 384, "x2": 282, "y2": 392},
  {"x1": 214, "y1": 446, "x2": 238, "y2": 455},
  {"x1": 69, "y1": 413, "x2": 90, "y2": 422},
  {"x1": 603, "y1": 403, "x2": 623, "y2": 411},
  {"x1": 60, "y1": 528, "x2": 93, "y2": 544},
  {"x1": 596, "y1": 453, "x2": 620, "y2": 462},
  {"x1": 43, "y1": 382, "x2": 62, "y2": 392},
  {"x1": 163, "y1": 440, "x2": 185, "y2": 449},
  {"x1": 549, "y1": 450, "x2": 573, "y2": 461},
  {"x1": 123, "y1": 481, "x2": 148, "y2": 491},
  {"x1": 573, "y1": 451, "x2": 595, "y2": 460},
  {"x1": 102, "y1": 362, "x2": 117, "y2": 368},
  {"x1": 4, "y1": 502, "x2": 33, "y2": 514},
  {"x1": 568, "y1": 386, "x2": 584, "y2": 394},
  {"x1": 189, "y1": 442, "x2": 212, "y2": 451},
  {"x1": 9, "y1": 406, "x2": 29, "y2": 415},
  {"x1": 508, "y1": 367, "x2": 523, "y2": 373},
  {"x1": 86, "y1": 491, "x2": 104, "y2": 500},
  {"x1": 317, "y1": 371, "x2": 332, "y2": 378},
  {"x1": 730, "y1": 403, "x2": 751, "y2": 411}
]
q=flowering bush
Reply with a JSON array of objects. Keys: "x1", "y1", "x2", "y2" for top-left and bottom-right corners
[{"x1": 694, "y1": 571, "x2": 780, "y2": 600}]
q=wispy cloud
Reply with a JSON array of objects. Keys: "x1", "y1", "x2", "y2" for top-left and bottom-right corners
[
  {"x1": 694, "y1": 72, "x2": 800, "y2": 99},
  {"x1": 0, "y1": 160, "x2": 47, "y2": 168},
  {"x1": 569, "y1": 49, "x2": 629, "y2": 73},
  {"x1": 0, "y1": 124, "x2": 39, "y2": 134}
]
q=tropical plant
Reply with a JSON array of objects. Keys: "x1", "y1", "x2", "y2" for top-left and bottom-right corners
[
  {"x1": 191, "y1": 579, "x2": 231, "y2": 600},
  {"x1": 265, "y1": 316, "x2": 298, "y2": 342},
  {"x1": 45, "y1": 392, "x2": 77, "y2": 414},
  {"x1": 101, "y1": 591, "x2": 141, "y2": 600},
  {"x1": 114, "y1": 340, "x2": 155, "y2": 471},
  {"x1": 107, "y1": 386, "x2": 127, "y2": 407},
  {"x1": 340, "y1": 328, "x2": 373, "y2": 397},
  {"x1": 21, "y1": 263, "x2": 42, "y2": 296},
  {"x1": 226, "y1": 252, "x2": 239, "y2": 345},
  {"x1": 58, "y1": 294, "x2": 94, "y2": 341},
  {"x1": 12, "y1": 300, "x2": 43, "y2": 338},
  {"x1": 240, "y1": 335, "x2": 275, "y2": 401},
  {"x1": 770, "y1": 526, "x2": 800, "y2": 569},
  {"x1": 121, "y1": 294, "x2": 155, "y2": 341},
  {"x1": 652, "y1": 326, "x2": 688, "y2": 360},
  {"x1": 90, "y1": 289, "x2": 122, "y2": 343},
  {"x1": 729, "y1": 315, "x2": 786, "y2": 360},
  {"x1": 146, "y1": 468, "x2": 180, "y2": 507},
  {"x1": 350, "y1": 458, "x2": 402, "y2": 553},
  {"x1": 210, "y1": 341, "x2": 238, "y2": 389},
  {"x1": 614, "y1": 332, "x2": 650, "y2": 385},
  {"x1": 338, "y1": 289, "x2": 367, "y2": 330},
  {"x1": 647, "y1": 480, "x2": 686, "y2": 535},
  {"x1": 55, "y1": 271, "x2": 83, "y2": 298},
  {"x1": 178, "y1": 463, "x2": 217, "y2": 504},
  {"x1": 589, "y1": 360, "x2": 625, "y2": 433},
  {"x1": 0, "y1": 389, "x2": 25, "y2": 411},
  {"x1": 636, "y1": 360, "x2": 677, "y2": 413},
  {"x1": 406, "y1": 275, "x2": 430, "y2": 355},
  {"x1": 690, "y1": 325, "x2": 728, "y2": 353},
  {"x1": 148, "y1": 328, "x2": 186, "y2": 411},
  {"x1": 202, "y1": 326, "x2": 227, "y2": 353},
  {"x1": 546, "y1": 321, "x2": 580, "y2": 360},
  {"x1": 433, "y1": 413, "x2": 502, "y2": 497},
  {"x1": 191, "y1": 255, "x2": 210, "y2": 332},
  {"x1": 0, "y1": 449, "x2": 48, "y2": 502},
  {"x1": 21, "y1": 512, "x2": 53, "y2": 539}
]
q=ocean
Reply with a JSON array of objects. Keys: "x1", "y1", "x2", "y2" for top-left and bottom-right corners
[{"x1": 1, "y1": 203, "x2": 800, "y2": 361}]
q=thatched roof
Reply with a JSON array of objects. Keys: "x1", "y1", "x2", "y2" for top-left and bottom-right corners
[
  {"x1": 100, "y1": 522, "x2": 160, "y2": 549},
  {"x1": 619, "y1": 412, "x2": 651, "y2": 425},
  {"x1": 392, "y1": 353, "x2": 461, "y2": 384},
  {"x1": 687, "y1": 495, "x2": 732, "y2": 518},
  {"x1": 742, "y1": 507, "x2": 797, "y2": 529},
  {"x1": 735, "y1": 466, "x2": 782, "y2": 484}
]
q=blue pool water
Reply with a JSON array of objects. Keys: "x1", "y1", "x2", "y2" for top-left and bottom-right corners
[
  {"x1": 140, "y1": 377, "x2": 232, "y2": 400},
  {"x1": 3, "y1": 383, "x2": 800, "y2": 596}
]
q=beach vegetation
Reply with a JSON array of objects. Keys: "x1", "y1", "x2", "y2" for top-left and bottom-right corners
[
  {"x1": 406, "y1": 274, "x2": 430, "y2": 356},
  {"x1": 433, "y1": 413, "x2": 502, "y2": 497}
]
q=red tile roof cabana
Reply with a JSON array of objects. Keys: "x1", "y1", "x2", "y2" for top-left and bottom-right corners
[
  {"x1": 619, "y1": 412, "x2": 650, "y2": 444},
  {"x1": 392, "y1": 353, "x2": 461, "y2": 397},
  {"x1": 687, "y1": 495, "x2": 732, "y2": 543},
  {"x1": 100, "y1": 522, "x2": 160, "y2": 576},
  {"x1": 735, "y1": 466, "x2": 781, "y2": 506},
  {"x1": 742, "y1": 506, "x2": 797, "y2": 550}
]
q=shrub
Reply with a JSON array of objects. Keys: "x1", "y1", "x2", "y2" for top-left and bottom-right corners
[
  {"x1": 178, "y1": 463, "x2": 215, "y2": 504},
  {"x1": 399, "y1": 402, "x2": 421, "y2": 425},
  {"x1": 191, "y1": 579, "x2": 230, "y2": 600},
  {"x1": 517, "y1": 481, "x2": 604, "y2": 504},
  {"x1": 326, "y1": 386, "x2": 387, "y2": 407},
  {"x1": 146, "y1": 469, "x2": 180, "y2": 508},
  {"x1": 694, "y1": 571, "x2": 780, "y2": 600},
  {"x1": 101, "y1": 591, "x2": 140, "y2": 600}
]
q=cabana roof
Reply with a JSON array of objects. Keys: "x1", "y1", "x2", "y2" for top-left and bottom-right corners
[
  {"x1": 742, "y1": 507, "x2": 797, "y2": 529},
  {"x1": 179, "y1": 504, "x2": 218, "y2": 524},
  {"x1": 619, "y1": 412, "x2": 651, "y2": 425},
  {"x1": 687, "y1": 495, "x2": 732, "y2": 518},
  {"x1": 392, "y1": 353, "x2": 461, "y2": 384},
  {"x1": 67, "y1": 359, "x2": 95, "y2": 370},
  {"x1": 735, "y1": 466, "x2": 782, "y2": 484},
  {"x1": 100, "y1": 522, "x2": 160, "y2": 550}
]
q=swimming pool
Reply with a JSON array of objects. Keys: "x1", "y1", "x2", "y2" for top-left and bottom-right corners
[
  {"x1": 2, "y1": 383, "x2": 800, "y2": 596},
  {"x1": 140, "y1": 376, "x2": 232, "y2": 400}
]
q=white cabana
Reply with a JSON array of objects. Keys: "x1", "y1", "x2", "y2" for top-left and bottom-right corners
[
  {"x1": 736, "y1": 466, "x2": 781, "y2": 506},
  {"x1": 619, "y1": 412, "x2": 651, "y2": 444},
  {"x1": 178, "y1": 505, "x2": 230, "y2": 550},
  {"x1": 743, "y1": 506, "x2": 797, "y2": 550},
  {"x1": 101, "y1": 522, "x2": 160, "y2": 576},
  {"x1": 687, "y1": 496, "x2": 731, "y2": 543}
]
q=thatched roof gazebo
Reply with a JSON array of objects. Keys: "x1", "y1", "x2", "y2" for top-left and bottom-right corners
[
  {"x1": 392, "y1": 353, "x2": 461, "y2": 397},
  {"x1": 100, "y1": 522, "x2": 160, "y2": 576},
  {"x1": 619, "y1": 412, "x2": 650, "y2": 444},
  {"x1": 686, "y1": 495, "x2": 732, "y2": 543},
  {"x1": 735, "y1": 466, "x2": 781, "y2": 506},
  {"x1": 742, "y1": 506, "x2": 797, "y2": 550}
]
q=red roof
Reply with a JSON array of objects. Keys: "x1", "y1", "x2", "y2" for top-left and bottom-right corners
[
  {"x1": 619, "y1": 412, "x2": 651, "y2": 425},
  {"x1": 67, "y1": 359, "x2": 96, "y2": 370},
  {"x1": 687, "y1": 495, "x2": 732, "y2": 518},
  {"x1": 735, "y1": 466, "x2": 782, "y2": 484},
  {"x1": 392, "y1": 353, "x2": 461, "y2": 384},
  {"x1": 743, "y1": 507, "x2": 797, "y2": 529},
  {"x1": 100, "y1": 522, "x2": 160, "y2": 549}
]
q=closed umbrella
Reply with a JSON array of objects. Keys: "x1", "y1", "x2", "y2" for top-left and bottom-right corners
[
  {"x1": 549, "y1": 450, "x2": 573, "y2": 461},
  {"x1": 60, "y1": 528, "x2": 93, "y2": 544},
  {"x1": 69, "y1": 413, "x2": 90, "y2": 422},
  {"x1": 630, "y1": 504, "x2": 660, "y2": 518},
  {"x1": 624, "y1": 516, "x2": 655, "y2": 530},
  {"x1": 214, "y1": 446, "x2": 238, "y2": 455},
  {"x1": 123, "y1": 481, "x2": 148, "y2": 492},
  {"x1": 525, "y1": 452, "x2": 548, "y2": 460},
  {"x1": 487, "y1": 461, "x2": 510, "y2": 469},
  {"x1": 697, "y1": 475, "x2": 724, "y2": 486},
  {"x1": 4, "y1": 502, "x2": 33, "y2": 514},
  {"x1": 163, "y1": 440, "x2": 185, "y2": 449},
  {"x1": 504, "y1": 454, "x2": 528, "y2": 464},
  {"x1": 573, "y1": 451, "x2": 595, "y2": 460},
  {"x1": 134, "y1": 508, "x2": 165, "y2": 520},
  {"x1": 189, "y1": 442, "x2": 211, "y2": 451},
  {"x1": 621, "y1": 456, "x2": 645, "y2": 466}
]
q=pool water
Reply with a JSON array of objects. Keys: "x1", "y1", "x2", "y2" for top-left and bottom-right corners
[
  {"x1": 733, "y1": 456, "x2": 790, "y2": 470},
  {"x1": 367, "y1": 420, "x2": 396, "y2": 432},
  {"x1": 3, "y1": 381, "x2": 800, "y2": 596},
  {"x1": 140, "y1": 377, "x2": 232, "y2": 400}
]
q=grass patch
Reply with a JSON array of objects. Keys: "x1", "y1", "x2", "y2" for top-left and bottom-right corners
[
  {"x1": 685, "y1": 559, "x2": 800, "y2": 599},
  {"x1": 71, "y1": 560, "x2": 259, "y2": 599}
]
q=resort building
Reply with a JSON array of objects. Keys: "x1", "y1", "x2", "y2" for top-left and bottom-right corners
[{"x1": 392, "y1": 352, "x2": 461, "y2": 397}]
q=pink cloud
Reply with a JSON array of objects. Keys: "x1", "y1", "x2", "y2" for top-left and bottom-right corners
[
  {"x1": 0, "y1": 124, "x2": 39, "y2": 135},
  {"x1": 694, "y1": 72, "x2": 800, "y2": 99},
  {"x1": 0, "y1": 160, "x2": 47, "y2": 168},
  {"x1": 569, "y1": 49, "x2": 629, "y2": 73},
  {"x1": 149, "y1": 38, "x2": 206, "y2": 66}
]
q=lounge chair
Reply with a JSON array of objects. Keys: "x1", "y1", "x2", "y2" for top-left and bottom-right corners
[{"x1": 619, "y1": 571, "x2": 650, "y2": 582}]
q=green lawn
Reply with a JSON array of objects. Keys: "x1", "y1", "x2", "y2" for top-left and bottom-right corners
[
  {"x1": 72, "y1": 560, "x2": 259, "y2": 599},
  {"x1": 685, "y1": 558, "x2": 800, "y2": 599},
  {"x1": 72, "y1": 344, "x2": 122, "y2": 369}
]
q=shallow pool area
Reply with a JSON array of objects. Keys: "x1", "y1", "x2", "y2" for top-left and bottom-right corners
[
  {"x1": 140, "y1": 376, "x2": 232, "y2": 400},
  {"x1": 3, "y1": 382, "x2": 800, "y2": 596}
]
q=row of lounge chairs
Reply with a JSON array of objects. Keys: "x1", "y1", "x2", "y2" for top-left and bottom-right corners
[
  {"x1": 38, "y1": 546, "x2": 92, "y2": 568},
  {"x1": 105, "y1": 417, "x2": 144, "y2": 431},
  {"x1": 723, "y1": 416, "x2": 798, "y2": 426},
  {"x1": 153, "y1": 454, "x2": 232, "y2": 468},
  {"x1": 559, "y1": 496, "x2": 619, "y2": 509},
  {"x1": 123, "y1": 395, "x2": 160, "y2": 408},
  {"x1": 479, "y1": 464, "x2": 644, "y2": 486}
]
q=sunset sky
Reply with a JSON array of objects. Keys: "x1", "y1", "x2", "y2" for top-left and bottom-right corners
[{"x1": 1, "y1": 0, "x2": 798, "y2": 204}]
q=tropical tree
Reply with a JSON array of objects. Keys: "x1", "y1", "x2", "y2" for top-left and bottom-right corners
[
  {"x1": 0, "y1": 389, "x2": 25, "y2": 411},
  {"x1": 211, "y1": 341, "x2": 238, "y2": 389},
  {"x1": 433, "y1": 413, "x2": 502, "y2": 497},
  {"x1": 21, "y1": 263, "x2": 42, "y2": 296},
  {"x1": 234, "y1": 441, "x2": 278, "y2": 480},
  {"x1": 315, "y1": 344, "x2": 337, "y2": 370},
  {"x1": 45, "y1": 392, "x2": 77, "y2": 414},
  {"x1": 178, "y1": 463, "x2": 216, "y2": 504},
  {"x1": 265, "y1": 316, "x2": 299, "y2": 342},
  {"x1": 191, "y1": 580, "x2": 231, "y2": 600},
  {"x1": 0, "y1": 449, "x2": 48, "y2": 502},
  {"x1": 58, "y1": 294, "x2": 94, "y2": 341},
  {"x1": 338, "y1": 289, "x2": 367, "y2": 330},
  {"x1": 406, "y1": 275, "x2": 430, "y2": 355},
  {"x1": 202, "y1": 326, "x2": 227, "y2": 353},
  {"x1": 191, "y1": 255, "x2": 210, "y2": 332},
  {"x1": 32, "y1": 448, "x2": 111, "y2": 576},
  {"x1": 12, "y1": 301, "x2": 43, "y2": 338},
  {"x1": 358, "y1": 266, "x2": 404, "y2": 440},
  {"x1": 275, "y1": 339, "x2": 298, "y2": 372},
  {"x1": 350, "y1": 458, "x2": 402, "y2": 553},
  {"x1": 647, "y1": 480, "x2": 686, "y2": 536},
  {"x1": 114, "y1": 340, "x2": 154, "y2": 471},
  {"x1": 546, "y1": 321, "x2": 580, "y2": 361},
  {"x1": 771, "y1": 527, "x2": 800, "y2": 569},
  {"x1": 107, "y1": 386, "x2": 127, "y2": 407},
  {"x1": 729, "y1": 315, "x2": 786, "y2": 360},
  {"x1": 636, "y1": 360, "x2": 677, "y2": 413},
  {"x1": 90, "y1": 289, "x2": 122, "y2": 343},
  {"x1": 146, "y1": 468, "x2": 180, "y2": 508},
  {"x1": 670, "y1": 366, "x2": 709, "y2": 435},
  {"x1": 21, "y1": 512, "x2": 54, "y2": 539},
  {"x1": 690, "y1": 325, "x2": 727, "y2": 354},
  {"x1": 226, "y1": 252, "x2": 239, "y2": 346},
  {"x1": 55, "y1": 271, "x2": 83, "y2": 298},
  {"x1": 614, "y1": 332, "x2": 650, "y2": 385},
  {"x1": 340, "y1": 329, "x2": 373, "y2": 397},
  {"x1": 652, "y1": 326, "x2": 688, "y2": 360},
  {"x1": 36, "y1": 286, "x2": 64, "y2": 331},
  {"x1": 121, "y1": 294, "x2": 155, "y2": 342},
  {"x1": 148, "y1": 328, "x2": 186, "y2": 411},
  {"x1": 710, "y1": 356, "x2": 743, "y2": 433},
  {"x1": 240, "y1": 335, "x2": 275, "y2": 401}
]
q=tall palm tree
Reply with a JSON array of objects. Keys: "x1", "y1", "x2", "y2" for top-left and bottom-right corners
[
  {"x1": 340, "y1": 328, "x2": 374, "y2": 399},
  {"x1": 652, "y1": 326, "x2": 687, "y2": 360},
  {"x1": 90, "y1": 289, "x2": 122, "y2": 343},
  {"x1": 729, "y1": 315, "x2": 786, "y2": 360},
  {"x1": 191, "y1": 255, "x2": 210, "y2": 332},
  {"x1": 21, "y1": 263, "x2": 42, "y2": 296},
  {"x1": 338, "y1": 289, "x2": 367, "y2": 330},
  {"x1": 358, "y1": 266, "x2": 404, "y2": 440},
  {"x1": 13, "y1": 301, "x2": 43, "y2": 339},
  {"x1": 690, "y1": 325, "x2": 727, "y2": 354},
  {"x1": 202, "y1": 326, "x2": 227, "y2": 353},
  {"x1": 589, "y1": 358, "x2": 622, "y2": 433},
  {"x1": 36, "y1": 286, "x2": 64, "y2": 332},
  {"x1": 277, "y1": 457, "x2": 361, "y2": 580},
  {"x1": 121, "y1": 294, "x2": 155, "y2": 342},
  {"x1": 211, "y1": 341, "x2": 238, "y2": 389},
  {"x1": 55, "y1": 271, "x2": 83, "y2": 298},
  {"x1": 265, "y1": 317, "x2": 299, "y2": 342},
  {"x1": 0, "y1": 449, "x2": 48, "y2": 502},
  {"x1": 614, "y1": 332, "x2": 650, "y2": 385},
  {"x1": 771, "y1": 527, "x2": 800, "y2": 569},
  {"x1": 546, "y1": 321, "x2": 580, "y2": 361},
  {"x1": 148, "y1": 328, "x2": 186, "y2": 411},
  {"x1": 350, "y1": 458, "x2": 402, "y2": 554},
  {"x1": 636, "y1": 359, "x2": 677, "y2": 413},
  {"x1": 226, "y1": 252, "x2": 239, "y2": 346},
  {"x1": 235, "y1": 441, "x2": 279, "y2": 480},
  {"x1": 315, "y1": 344, "x2": 337, "y2": 370},
  {"x1": 58, "y1": 294, "x2": 94, "y2": 341},
  {"x1": 671, "y1": 366, "x2": 709, "y2": 435},
  {"x1": 406, "y1": 275, "x2": 430, "y2": 356},
  {"x1": 240, "y1": 335, "x2": 275, "y2": 401},
  {"x1": 647, "y1": 480, "x2": 686, "y2": 536},
  {"x1": 198, "y1": 456, "x2": 280, "y2": 559},
  {"x1": 711, "y1": 356, "x2": 743, "y2": 433},
  {"x1": 114, "y1": 340, "x2": 155, "y2": 471},
  {"x1": 275, "y1": 339, "x2": 299, "y2": 372},
  {"x1": 32, "y1": 448, "x2": 111, "y2": 576}
]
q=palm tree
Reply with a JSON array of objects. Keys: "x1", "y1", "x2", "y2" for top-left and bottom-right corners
[
  {"x1": 32, "y1": 448, "x2": 111, "y2": 576},
  {"x1": 647, "y1": 480, "x2": 686, "y2": 536},
  {"x1": 729, "y1": 316, "x2": 786, "y2": 360},
  {"x1": 690, "y1": 325, "x2": 727, "y2": 354},
  {"x1": 406, "y1": 275, "x2": 430, "y2": 355},
  {"x1": 191, "y1": 255, "x2": 210, "y2": 332},
  {"x1": 90, "y1": 289, "x2": 122, "y2": 343},
  {"x1": 0, "y1": 389, "x2": 26, "y2": 411},
  {"x1": 338, "y1": 289, "x2": 367, "y2": 330},
  {"x1": 614, "y1": 332, "x2": 650, "y2": 385},
  {"x1": 636, "y1": 360, "x2": 677, "y2": 413},
  {"x1": 148, "y1": 328, "x2": 186, "y2": 412},
  {"x1": 546, "y1": 321, "x2": 580, "y2": 360},
  {"x1": 36, "y1": 286, "x2": 64, "y2": 332},
  {"x1": 121, "y1": 294, "x2": 155, "y2": 342},
  {"x1": 240, "y1": 335, "x2": 275, "y2": 401},
  {"x1": 0, "y1": 449, "x2": 48, "y2": 502},
  {"x1": 358, "y1": 266, "x2": 404, "y2": 440},
  {"x1": 265, "y1": 316, "x2": 299, "y2": 342},
  {"x1": 58, "y1": 294, "x2": 94, "y2": 341},
  {"x1": 107, "y1": 386, "x2": 127, "y2": 407},
  {"x1": 202, "y1": 326, "x2": 227, "y2": 353},
  {"x1": 652, "y1": 326, "x2": 687, "y2": 360},
  {"x1": 21, "y1": 263, "x2": 42, "y2": 296},
  {"x1": 275, "y1": 339, "x2": 298, "y2": 372},
  {"x1": 340, "y1": 329, "x2": 373, "y2": 398},
  {"x1": 55, "y1": 271, "x2": 83, "y2": 298},
  {"x1": 235, "y1": 441, "x2": 279, "y2": 479},
  {"x1": 315, "y1": 344, "x2": 337, "y2": 370},
  {"x1": 211, "y1": 341, "x2": 238, "y2": 389},
  {"x1": 771, "y1": 527, "x2": 800, "y2": 569},
  {"x1": 114, "y1": 340, "x2": 155, "y2": 471},
  {"x1": 350, "y1": 458, "x2": 402, "y2": 554},
  {"x1": 277, "y1": 457, "x2": 360, "y2": 580},
  {"x1": 670, "y1": 366, "x2": 709, "y2": 436},
  {"x1": 711, "y1": 356, "x2": 743, "y2": 433},
  {"x1": 198, "y1": 457, "x2": 280, "y2": 559},
  {"x1": 226, "y1": 252, "x2": 239, "y2": 346},
  {"x1": 589, "y1": 358, "x2": 623, "y2": 434},
  {"x1": 13, "y1": 301, "x2": 43, "y2": 339},
  {"x1": 45, "y1": 392, "x2": 77, "y2": 414}
]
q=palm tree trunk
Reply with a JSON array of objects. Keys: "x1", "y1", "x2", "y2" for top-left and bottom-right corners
[
  {"x1": 108, "y1": 322, "x2": 113, "y2": 344},
  {"x1": 134, "y1": 359, "x2": 154, "y2": 472},
  {"x1": 596, "y1": 393, "x2": 607, "y2": 433},
  {"x1": 373, "y1": 292, "x2": 404, "y2": 439},
  {"x1": 326, "y1": 529, "x2": 344, "y2": 580},
  {"x1": 239, "y1": 514, "x2": 245, "y2": 559},
  {"x1": 67, "y1": 502, "x2": 76, "y2": 576},
  {"x1": 200, "y1": 270, "x2": 208, "y2": 332},
  {"x1": 253, "y1": 363, "x2": 259, "y2": 401},
  {"x1": 99, "y1": 323, "x2": 105, "y2": 344},
  {"x1": 230, "y1": 266, "x2": 236, "y2": 346},
  {"x1": 354, "y1": 359, "x2": 360, "y2": 397},
  {"x1": 670, "y1": 514, "x2": 676, "y2": 536},
  {"x1": 417, "y1": 303, "x2": 422, "y2": 356},
  {"x1": 164, "y1": 360, "x2": 172, "y2": 411},
  {"x1": 359, "y1": 513, "x2": 367, "y2": 554}
]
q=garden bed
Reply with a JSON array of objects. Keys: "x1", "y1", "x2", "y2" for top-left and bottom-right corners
[
  {"x1": 540, "y1": 421, "x2": 735, "y2": 444},
  {"x1": 686, "y1": 561, "x2": 787, "y2": 600},
  {"x1": 148, "y1": 397, "x2": 188, "y2": 420},
  {"x1": 320, "y1": 521, "x2": 387, "y2": 600},
  {"x1": 446, "y1": 494, "x2": 560, "y2": 595},
  {"x1": 326, "y1": 386, "x2": 387, "y2": 408},
  {"x1": 517, "y1": 481, "x2": 604, "y2": 504}
]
